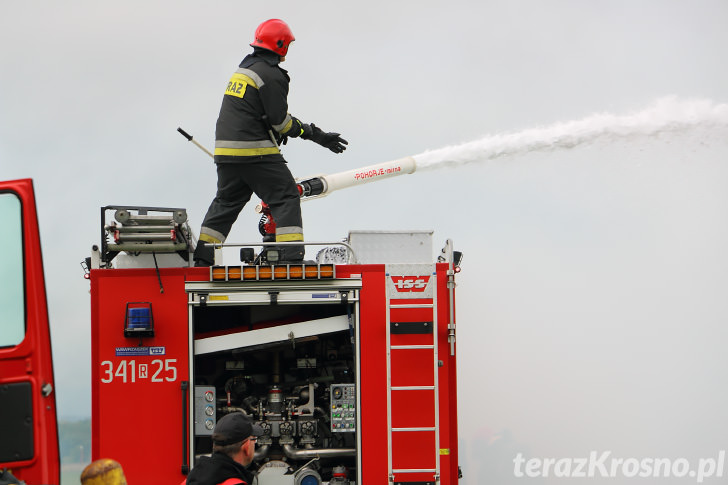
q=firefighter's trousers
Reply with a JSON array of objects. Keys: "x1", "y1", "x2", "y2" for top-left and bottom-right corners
[{"x1": 195, "y1": 161, "x2": 302, "y2": 264}]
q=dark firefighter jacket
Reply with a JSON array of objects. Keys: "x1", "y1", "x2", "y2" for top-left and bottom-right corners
[
  {"x1": 185, "y1": 451, "x2": 253, "y2": 485},
  {"x1": 214, "y1": 48, "x2": 304, "y2": 163}
]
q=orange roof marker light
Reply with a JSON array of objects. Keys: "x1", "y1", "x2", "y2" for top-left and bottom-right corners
[{"x1": 208, "y1": 264, "x2": 336, "y2": 281}]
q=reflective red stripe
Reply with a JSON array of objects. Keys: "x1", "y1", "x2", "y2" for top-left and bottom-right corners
[{"x1": 218, "y1": 479, "x2": 247, "y2": 485}]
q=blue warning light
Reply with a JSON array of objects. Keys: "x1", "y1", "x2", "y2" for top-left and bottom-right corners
[{"x1": 124, "y1": 302, "x2": 155, "y2": 338}]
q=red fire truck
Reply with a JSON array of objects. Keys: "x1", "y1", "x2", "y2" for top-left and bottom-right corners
[
  {"x1": 87, "y1": 201, "x2": 462, "y2": 484},
  {"x1": 0, "y1": 179, "x2": 60, "y2": 484}
]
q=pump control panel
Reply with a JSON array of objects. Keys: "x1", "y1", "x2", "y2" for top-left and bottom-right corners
[
  {"x1": 330, "y1": 383, "x2": 356, "y2": 432},
  {"x1": 194, "y1": 386, "x2": 216, "y2": 436}
]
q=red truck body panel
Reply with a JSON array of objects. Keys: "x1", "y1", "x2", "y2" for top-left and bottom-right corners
[{"x1": 90, "y1": 260, "x2": 458, "y2": 485}]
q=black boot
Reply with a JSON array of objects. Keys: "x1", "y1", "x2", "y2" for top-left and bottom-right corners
[
  {"x1": 280, "y1": 244, "x2": 305, "y2": 262},
  {"x1": 193, "y1": 242, "x2": 214, "y2": 267},
  {"x1": 260, "y1": 244, "x2": 304, "y2": 264}
]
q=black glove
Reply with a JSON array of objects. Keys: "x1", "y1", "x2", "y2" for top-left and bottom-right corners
[{"x1": 301, "y1": 123, "x2": 348, "y2": 154}]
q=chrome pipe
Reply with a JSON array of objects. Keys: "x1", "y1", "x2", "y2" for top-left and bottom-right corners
[
  {"x1": 282, "y1": 444, "x2": 355, "y2": 460},
  {"x1": 254, "y1": 444, "x2": 271, "y2": 462}
]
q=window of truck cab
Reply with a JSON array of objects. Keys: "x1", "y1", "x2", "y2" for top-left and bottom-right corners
[{"x1": 0, "y1": 192, "x2": 25, "y2": 347}]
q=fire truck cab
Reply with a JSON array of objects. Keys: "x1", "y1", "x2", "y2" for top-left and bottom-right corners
[
  {"x1": 88, "y1": 206, "x2": 461, "y2": 485},
  {"x1": 0, "y1": 179, "x2": 59, "y2": 485}
]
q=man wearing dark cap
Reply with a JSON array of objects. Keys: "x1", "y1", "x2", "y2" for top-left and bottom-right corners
[{"x1": 186, "y1": 412, "x2": 263, "y2": 485}]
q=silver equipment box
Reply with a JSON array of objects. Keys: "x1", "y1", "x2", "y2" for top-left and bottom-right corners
[{"x1": 347, "y1": 230, "x2": 433, "y2": 264}]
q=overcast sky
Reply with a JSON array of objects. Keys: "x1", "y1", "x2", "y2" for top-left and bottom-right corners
[{"x1": 2, "y1": 1, "x2": 728, "y2": 483}]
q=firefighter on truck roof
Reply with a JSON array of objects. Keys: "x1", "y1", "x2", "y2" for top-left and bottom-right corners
[{"x1": 194, "y1": 18, "x2": 348, "y2": 266}]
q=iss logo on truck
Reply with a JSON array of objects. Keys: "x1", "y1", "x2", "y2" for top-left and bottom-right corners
[{"x1": 391, "y1": 275, "x2": 431, "y2": 292}]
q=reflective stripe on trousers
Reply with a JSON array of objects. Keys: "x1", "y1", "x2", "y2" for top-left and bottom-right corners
[{"x1": 276, "y1": 225, "x2": 303, "y2": 242}]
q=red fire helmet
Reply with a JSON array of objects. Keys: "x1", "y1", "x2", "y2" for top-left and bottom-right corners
[{"x1": 250, "y1": 19, "x2": 295, "y2": 57}]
